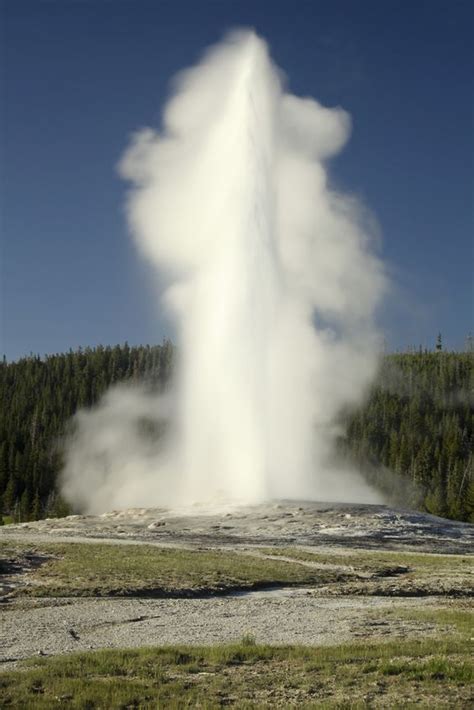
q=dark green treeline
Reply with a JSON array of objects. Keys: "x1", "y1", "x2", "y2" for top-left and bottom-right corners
[
  {"x1": 340, "y1": 351, "x2": 473, "y2": 522},
  {"x1": 0, "y1": 342, "x2": 174, "y2": 523},
  {"x1": 0, "y1": 343, "x2": 472, "y2": 523}
]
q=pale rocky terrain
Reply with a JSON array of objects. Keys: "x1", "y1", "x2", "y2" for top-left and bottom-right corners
[
  {"x1": 1, "y1": 501, "x2": 473, "y2": 670},
  {"x1": 2, "y1": 500, "x2": 472, "y2": 552}
]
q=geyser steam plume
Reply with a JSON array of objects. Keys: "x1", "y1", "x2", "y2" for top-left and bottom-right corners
[{"x1": 62, "y1": 31, "x2": 386, "y2": 513}]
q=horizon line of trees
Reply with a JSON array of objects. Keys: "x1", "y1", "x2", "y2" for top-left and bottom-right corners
[
  {"x1": 4, "y1": 330, "x2": 472, "y2": 366},
  {"x1": 0, "y1": 339, "x2": 472, "y2": 523}
]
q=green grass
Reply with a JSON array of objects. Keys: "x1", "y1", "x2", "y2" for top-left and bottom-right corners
[
  {"x1": 384, "y1": 607, "x2": 474, "y2": 636},
  {"x1": 0, "y1": 541, "x2": 345, "y2": 598},
  {"x1": 1, "y1": 636, "x2": 472, "y2": 708},
  {"x1": 2, "y1": 540, "x2": 472, "y2": 598},
  {"x1": 260, "y1": 546, "x2": 472, "y2": 572},
  {"x1": 1, "y1": 543, "x2": 472, "y2": 706},
  {"x1": 259, "y1": 547, "x2": 473, "y2": 595}
]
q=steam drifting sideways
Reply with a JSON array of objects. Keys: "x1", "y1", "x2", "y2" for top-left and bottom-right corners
[{"x1": 62, "y1": 31, "x2": 386, "y2": 513}]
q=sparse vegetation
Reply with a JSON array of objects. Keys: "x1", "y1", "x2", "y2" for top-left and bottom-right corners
[
  {"x1": 260, "y1": 546, "x2": 472, "y2": 571},
  {"x1": 1, "y1": 537, "x2": 472, "y2": 707},
  {"x1": 2, "y1": 540, "x2": 472, "y2": 601},
  {"x1": 0, "y1": 541, "x2": 345, "y2": 598},
  {"x1": 384, "y1": 607, "x2": 473, "y2": 636},
  {"x1": 259, "y1": 547, "x2": 474, "y2": 596},
  {"x1": 0, "y1": 633, "x2": 472, "y2": 708}
]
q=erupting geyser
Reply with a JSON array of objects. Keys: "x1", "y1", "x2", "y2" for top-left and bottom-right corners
[{"x1": 62, "y1": 31, "x2": 386, "y2": 513}]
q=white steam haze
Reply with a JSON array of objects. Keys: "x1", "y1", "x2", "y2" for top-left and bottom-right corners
[{"x1": 61, "y1": 31, "x2": 387, "y2": 513}]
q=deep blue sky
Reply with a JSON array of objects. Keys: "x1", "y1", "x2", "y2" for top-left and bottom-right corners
[{"x1": 2, "y1": 0, "x2": 473, "y2": 360}]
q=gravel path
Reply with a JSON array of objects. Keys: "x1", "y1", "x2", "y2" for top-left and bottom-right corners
[{"x1": 0, "y1": 592, "x2": 446, "y2": 671}]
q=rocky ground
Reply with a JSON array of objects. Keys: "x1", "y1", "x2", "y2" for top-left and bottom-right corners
[
  {"x1": 2, "y1": 500, "x2": 472, "y2": 552},
  {"x1": 1, "y1": 593, "x2": 460, "y2": 670},
  {"x1": 1, "y1": 501, "x2": 473, "y2": 671}
]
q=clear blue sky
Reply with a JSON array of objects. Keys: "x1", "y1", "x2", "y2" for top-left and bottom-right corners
[{"x1": 2, "y1": 0, "x2": 473, "y2": 360}]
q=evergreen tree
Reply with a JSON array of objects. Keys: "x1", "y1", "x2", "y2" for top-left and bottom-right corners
[{"x1": 0, "y1": 342, "x2": 472, "y2": 522}]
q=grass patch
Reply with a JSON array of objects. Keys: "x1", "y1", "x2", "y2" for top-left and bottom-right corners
[
  {"x1": 1, "y1": 638, "x2": 472, "y2": 708},
  {"x1": 2, "y1": 540, "x2": 471, "y2": 598},
  {"x1": 259, "y1": 547, "x2": 473, "y2": 595},
  {"x1": 260, "y1": 546, "x2": 472, "y2": 572},
  {"x1": 0, "y1": 541, "x2": 344, "y2": 598},
  {"x1": 384, "y1": 607, "x2": 474, "y2": 636}
]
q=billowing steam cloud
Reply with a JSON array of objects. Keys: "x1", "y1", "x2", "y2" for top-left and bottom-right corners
[{"x1": 61, "y1": 31, "x2": 386, "y2": 513}]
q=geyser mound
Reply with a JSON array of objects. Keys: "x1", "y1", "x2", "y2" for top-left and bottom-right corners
[{"x1": 61, "y1": 31, "x2": 386, "y2": 514}]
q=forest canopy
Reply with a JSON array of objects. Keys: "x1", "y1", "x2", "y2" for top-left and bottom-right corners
[{"x1": 0, "y1": 341, "x2": 472, "y2": 523}]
